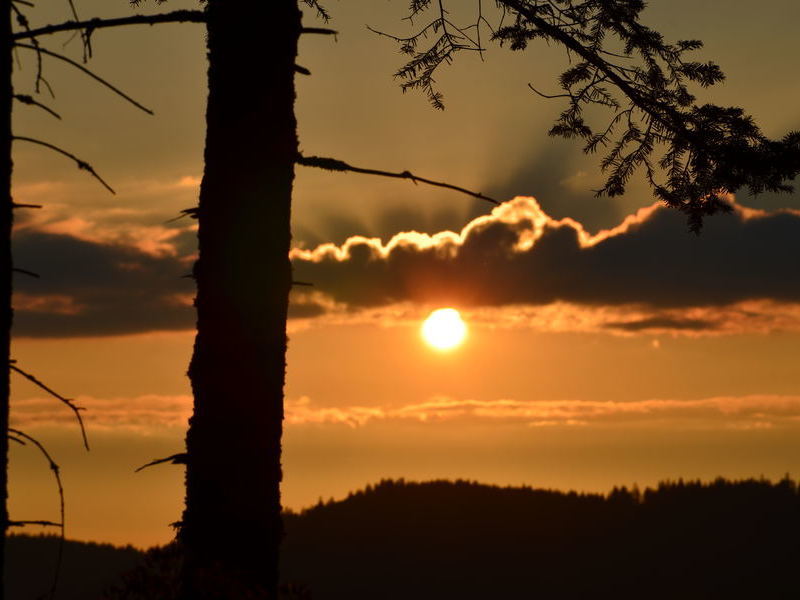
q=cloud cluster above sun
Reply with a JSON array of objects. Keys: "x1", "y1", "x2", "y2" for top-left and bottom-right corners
[{"x1": 291, "y1": 196, "x2": 800, "y2": 311}]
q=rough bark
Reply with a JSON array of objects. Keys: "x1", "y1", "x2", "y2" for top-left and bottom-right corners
[
  {"x1": 0, "y1": 1, "x2": 12, "y2": 598},
  {"x1": 179, "y1": 1, "x2": 300, "y2": 598}
]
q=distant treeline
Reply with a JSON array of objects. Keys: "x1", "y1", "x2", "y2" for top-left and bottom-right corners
[{"x1": 8, "y1": 477, "x2": 800, "y2": 599}]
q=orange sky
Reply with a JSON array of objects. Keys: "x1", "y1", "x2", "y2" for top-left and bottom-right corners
[{"x1": 8, "y1": 0, "x2": 800, "y2": 547}]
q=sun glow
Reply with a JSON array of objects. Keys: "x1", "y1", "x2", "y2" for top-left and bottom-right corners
[{"x1": 421, "y1": 308, "x2": 467, "y2": 351}]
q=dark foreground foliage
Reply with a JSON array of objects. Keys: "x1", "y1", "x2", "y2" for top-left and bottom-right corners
[
  {"x1": 7, "y1": 477, "x2": 800, "y2": 599},
  {"x1": 5, "y1": 535, "x2": 141, "y2": 600}
]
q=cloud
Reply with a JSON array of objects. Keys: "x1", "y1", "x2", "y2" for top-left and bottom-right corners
[
  {"x1": 11, "y1": 195, "x2": 800, "y2": 337},
  {"x1": 13, "y1": 230, "x2": 194, "y2": 337},
  {"x1": 11, "y1": 394, "x2": 192, "y2": 433},
  {"x1": 284, "y1": 395, "x2": 800, "y2": 431},
  {"x1": 14, "y1": 393, "x2": 800, "y2": 434},
  {"x1": 291, "y1": 196, "x2": 800, "y2": 312}
]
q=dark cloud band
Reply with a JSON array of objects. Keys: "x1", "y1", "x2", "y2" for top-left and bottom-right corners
[{"x1": 291, "y1": 198, "x2": 800, "y2": 311}]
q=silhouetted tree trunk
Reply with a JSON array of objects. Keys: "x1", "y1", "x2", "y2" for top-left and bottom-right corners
[
  {"x1": 0, "y1": 2, "x2": 12, "y2": 598},
  {"x1": 180, "y1": 1, "x2": 300, "y2": 598}
]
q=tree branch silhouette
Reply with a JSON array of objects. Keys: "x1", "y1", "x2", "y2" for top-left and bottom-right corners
[
  {"x1": 297, "y1": 154, "x2": 499, "y2": 205},
  {"x1": 9, "y1": 363, "x2": 89, "y2": 451},
  {"x1": 12, "y1": 9, "x2": 205, "y2": 41},
  {"x1": 7, "y1": 428, "x2": 65, "y2": 600},
  {"x1": 14, "y1": 43, "x2": 153, "y2": 114},
  {"x1": 135, "y1": 452, "x2": 187, "y2": 473},
  {"x1": 13, "y1": 94, "x2": 60, "y2": 119},
  {"x1": 13, "y1": 136, "x2": 115, "y2": 194},
  {"x1": 378, "y1": 0, "x2": 800, "y2": 231}
]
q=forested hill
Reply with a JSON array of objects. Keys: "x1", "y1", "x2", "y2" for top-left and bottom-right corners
[
  {"x1": 8, "y1": 477, "x2": 800, "y2": 599},
  {"x1": 281, "y1": 478, "x2": 800, "y2": 599}
]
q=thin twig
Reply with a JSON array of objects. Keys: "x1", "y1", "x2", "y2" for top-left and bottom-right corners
[
  {"x1": 9, "y1": 364, "x2": 89, "y2": 451},
  {"x1": 14, "y1": 43, "x2": 154, "y2": 115},
  {"x1": 13, "y1": 136, "x2": 115, "y2": 194},
  {"x1": 12, "y1": 267, "x2": 39, "y2": 278},
  {"x1": 8, "y1": 428, "x2": 65, "y2": 600},
  {"x1": 297, "y1": 154, "x2": 499, "y2": 205},
  {"x1": 12, "y1": 202, "x2": 43, "y2": 209}
]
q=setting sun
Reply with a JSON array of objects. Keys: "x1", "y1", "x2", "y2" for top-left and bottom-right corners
[{"x1": 421, "y1": 308, "x2": 468, "y2": 350}]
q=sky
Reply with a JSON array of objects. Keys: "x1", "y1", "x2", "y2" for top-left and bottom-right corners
[{"x1": 8, "y1": 0, "x2": 800, "y2": 548}]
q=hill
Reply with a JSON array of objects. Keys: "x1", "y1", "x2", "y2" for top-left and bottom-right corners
[
  {"x1": 5, "y1": 534, "x2": 142, "y2": 600},
  {"x1": 7, "y1": 477, "x2": 800, "y2": 598}
]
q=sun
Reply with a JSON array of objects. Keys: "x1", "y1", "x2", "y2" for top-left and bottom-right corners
[{"x1": 421, "y1": 308, "x2": 467, "y2": 351}]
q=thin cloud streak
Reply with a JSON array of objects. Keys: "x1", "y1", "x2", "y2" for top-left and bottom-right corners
[
  {"x1": 285, "y1": 395, "x2": 800, "y2": 431},
  {"x1": 14, "y1": 393, "x2": 800, "y2": 433}
]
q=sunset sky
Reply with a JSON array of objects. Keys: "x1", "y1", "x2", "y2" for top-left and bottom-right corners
[{"x1": 9, "y1": 0, "x2": 800, "y2": 548}]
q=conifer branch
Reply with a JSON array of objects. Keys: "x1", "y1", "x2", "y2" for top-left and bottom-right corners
[
  {"x1": 13, "y1": 136, "x2": 115, "y2": 194},
  {"x1": 297, "y1": 154, "x2": 499, "y2": 205},
  {"x1": 14, "y1": 43, "x2": 154, "y2": 115},
  {"x1": 9, "y1": 363, "x2": 89, "y2": 451}
]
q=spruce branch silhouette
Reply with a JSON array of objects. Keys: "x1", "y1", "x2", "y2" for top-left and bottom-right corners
[
  {"x1": 297, "y1": 154, "x2": 499, "y2": 205},
  {"x1": 9, "y1": 363, "x2": 89, "y2": 451},
  {"x1": 14, "y1": 43, "x2": 153, "y2": 114},
  {"x1": 13, "y1": 136, "x2": 115, "y2": 194}
]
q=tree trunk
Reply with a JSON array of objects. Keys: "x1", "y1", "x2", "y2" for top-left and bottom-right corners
[
  {"x1": 180, "y1": 1, "x2": 300, "y2": 598},
  {"x1": 0, "y1": 1, "x2": 12, "y2": 598}
]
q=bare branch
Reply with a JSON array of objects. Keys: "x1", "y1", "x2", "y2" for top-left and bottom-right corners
[
  {"x1": 13, "y1": 93, "x2": 61, "y2": 119},
  {"x1": 10, "y1": 363, "x2": 89, "y2": 450},
  {"x1": 135, "y1": 452, "x2": 187, "y2": 473},
  {"x1": 14, "y1": 43, "x2": 154, "y2": 115},
  {"x1": 301, "y1": 27, "x2": 337, "y2": 36},
  {"x1": 12, "y1": 267, "x2": 39, "y2": 278},
  {"x1": 7, "y1": 428, "x2": 66, "y2": 599},
  {"x1": 13, "y1": 10, "x2": 207, "y2": 42},
  {"x1": 297, "y1": 154, "x2": 499, "y2": 205},
  {"x1": 9, "y1": 520, "x2": 62, "y2": 528},
  {"x1": 13, "y1": 136, "x2": 115, "y2": 194}
]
